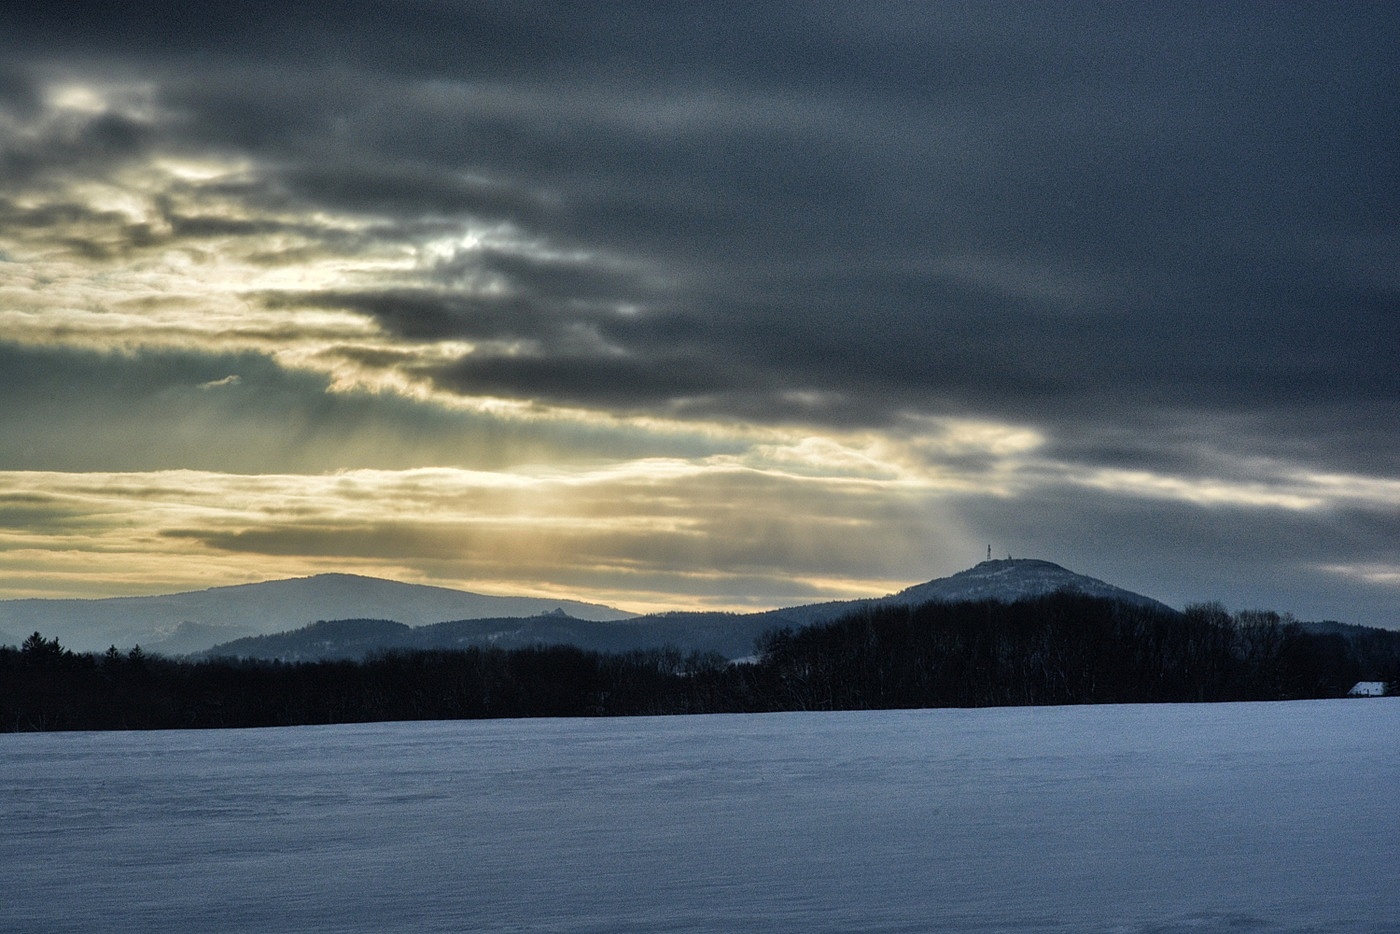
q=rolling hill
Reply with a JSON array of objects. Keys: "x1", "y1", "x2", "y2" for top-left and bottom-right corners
[
  {"x1": 0, "y1": 574, "x2": 634, "y2": 654},
  {"x1": 201, "y1": 559, "x2": 1176, "y2": 662}
]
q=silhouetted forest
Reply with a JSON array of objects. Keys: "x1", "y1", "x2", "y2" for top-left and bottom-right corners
[{"x1": 3, "y1": 594, "x2": 1396, "y2": 731}]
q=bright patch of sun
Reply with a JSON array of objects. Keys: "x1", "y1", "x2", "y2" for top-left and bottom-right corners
[
  {"x1": 1077, "y1": 469, "x2": 1322, "y2": 510},
  {"x1": 154, "y1": 157, "x2": 250, "y2": 182},
  {"x1": 1316, "y1": 564, "x2": 1400, "y2": 587},
  {"x1": 47, "y1": 83, "x2": 107, "y2": 113}
]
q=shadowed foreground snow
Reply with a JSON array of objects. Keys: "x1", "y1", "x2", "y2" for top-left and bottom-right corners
[{"x1": 4, "y1": 701, "x2": 1398, "y2": 933}]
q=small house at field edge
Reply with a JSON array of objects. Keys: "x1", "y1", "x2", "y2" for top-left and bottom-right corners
[{"x1": 1346, "y1": 681, "x2": 1387, "y2": 697}]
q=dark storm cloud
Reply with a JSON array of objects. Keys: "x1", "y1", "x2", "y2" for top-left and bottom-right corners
[
  {"x1": 280, "y1": 164, "x2": 556, "y2": 229},
  {"x1": 0, "y1": 64, "x2": 41, "y2": 117},
  {"x1": 275, "y1": 235, "x2": 671, "y2": 342},
  {"x1": 430, "y1": 353, "x2": 728, "y2": 412},
  {"x1": 1, "y1": 107, "x2": 153, "y2": 186},
  {"x1": 0, "y1": 341, "x2": 723, "y2": 474},
  {"x1": 0, "y1": 343, "x2": 413, "y2": 473},
  {"x1": 0, "y1": 343, "x2": 484, "y2": 473},
  {"x1": 4, "y1": 3, "x2": 1396, "y2": 447},
  {"x1": 144, "y1": 2, "x2": 1392, "y2": 476},
  {"x1": 3, "y1": 3, "x2": 1398, "y2": 618}
]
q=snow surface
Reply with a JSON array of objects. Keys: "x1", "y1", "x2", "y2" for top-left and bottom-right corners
[{"x1": 4, "y1": 701, "x2": 1398, "y2": 933}]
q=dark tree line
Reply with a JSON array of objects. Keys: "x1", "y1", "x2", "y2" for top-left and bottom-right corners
[
  {"x1": 0, "y1": 636, "x2": 739, "y2": 731},
  {"x1": 748, "y1": 595, "x2": 1396, "y2": 711},
  {"x1": 3, "y1": 593, "x2": 1396, "y2": 731}
]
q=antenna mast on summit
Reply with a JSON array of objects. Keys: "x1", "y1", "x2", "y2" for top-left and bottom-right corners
[{"x1": 987, "y1": 544, "x2": 991, "y2": 561}]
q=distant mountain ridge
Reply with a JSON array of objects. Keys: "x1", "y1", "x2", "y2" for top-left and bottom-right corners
[
  {"x1": 199, "y1": 559, "x2": 1177, "y2": 662},
  {"x1": 2, "y1": 559, "x2": 1178, "y2": 658},
  {"x1": 0, "y1": 574, "x2": 634, "y2": 653},
  {"x1": 205, "y1": 612, "x2": 762, "y2": 662}
]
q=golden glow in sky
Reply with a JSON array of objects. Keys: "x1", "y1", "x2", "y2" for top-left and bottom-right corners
[{"x1": 2, "y1": 5, "x2": 1397, "y2": 628}]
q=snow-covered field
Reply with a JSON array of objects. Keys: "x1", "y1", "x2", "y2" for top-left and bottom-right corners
[{"x1": 4, "y1": 701, "x2": 1398, "y2": 933}]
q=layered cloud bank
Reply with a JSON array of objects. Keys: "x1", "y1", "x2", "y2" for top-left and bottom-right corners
[{"x1": 1, "y1": 3, "x2": 1397, "y2": 624}]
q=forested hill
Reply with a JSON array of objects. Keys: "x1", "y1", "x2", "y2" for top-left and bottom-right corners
[
  {"x1": 753, "y1": 596, "x2": 1399, "y2": 710},
  {"x1": 4, "y1": 593, "x2": 1396, "y2": 731},
  {"x1": 204, "y1": 611, "x2": 772, "y2": 663},
  {"x1": 200, "y1": 558, "x2": 1174, "y2": 662}
]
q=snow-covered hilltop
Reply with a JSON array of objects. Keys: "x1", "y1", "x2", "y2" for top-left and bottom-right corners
[
  {"x1": 751, "y1": 557, "x2": 1175, "y2": 632},
  {"x1": 885, "y1": 558, "x2": 1174, "y2": 614}
]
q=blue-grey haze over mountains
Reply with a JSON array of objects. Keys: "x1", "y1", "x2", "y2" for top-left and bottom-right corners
[
  {"x1": 0, "y1": 557, "x2": 1169, "y2": 655},
  {"x1": 0, "y1": 3, "x2": 1396, "y2": 626}
]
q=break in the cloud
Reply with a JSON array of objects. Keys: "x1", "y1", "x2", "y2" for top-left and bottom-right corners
[{"x1": 0, "y1": 2, "x2": 1396, "y2": 626}]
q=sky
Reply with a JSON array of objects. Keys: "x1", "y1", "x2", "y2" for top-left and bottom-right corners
[{"x1": 0, "y1": 2, "x2": 1397, "y2": 626}]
